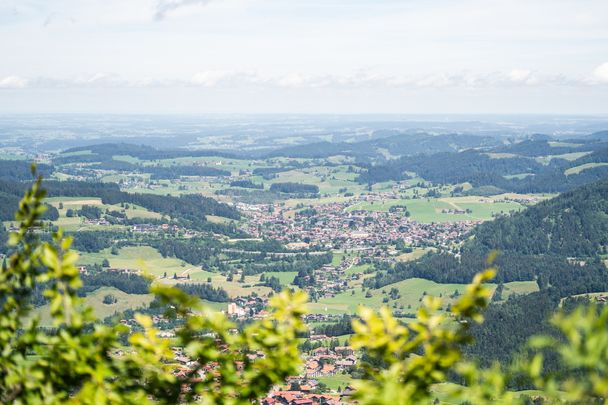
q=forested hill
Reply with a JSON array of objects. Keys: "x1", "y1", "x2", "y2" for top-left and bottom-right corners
[
  {"x1": 354, "y1": 137, "x2": 608, "y2": 193},
  {"x1": 471, "y1": 178, "x2": 608, "y2": 257},
  {"x1": 267, "y1": 133, "x2": 500, "y2": 159},
  {"x1": 0, "y1": 160, "x2": 53, "y2": 181},
  {"x1": 58, "y1": 143, "x2": 237, "y2": 162},
  {"x1": 462, "y1": 177, "x2": 608, "y2": 373},
  {"x1": 46, "y1": 180, "x2": 238, "y2": 219},
  {"x1": 366, "y1": 176, "x2": 608, "y2": 297},
  {"x1": 363, "y1": 176, "x2": 608, "y2": 372},
  {"x1": 0, "y1": 180, "x2": 59, "y2": 223},
  {"x1": 0, "y1": 179, "x2": 240, "y2": 235}
]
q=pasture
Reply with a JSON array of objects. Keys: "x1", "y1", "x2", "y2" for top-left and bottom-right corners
[
  {"x1": 31, "y1": 286, "x2": 154, "y2": 327},
  {"x1": 347, "y1": 196, "x2": 524, "y2": 223},
  {"x1": 78, "y1": 246, "x2": 274, "y2": 298},
  {"x1": 308, "y1": 278, "x2": 538, "y2": 316},
  {"x1": 45, "y1": 196, "x2": 162, "y2": 231},
  {"x1": 78, "y1": 246, "x2": 194, "y2": 278},
  {"x1": 316, "y1": 375, "x2": 354, "y2": 392},
  {"x1": 565, "y1": 162, "x2": 608, "y2": 176}
]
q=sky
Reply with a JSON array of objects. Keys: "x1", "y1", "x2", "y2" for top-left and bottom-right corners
[{"x1": 0, "y1": 0, "x2": 607, "y2": 114}]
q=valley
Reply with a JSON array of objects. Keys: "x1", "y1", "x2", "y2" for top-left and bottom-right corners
[{"x1": 2, "y1": 127, "x2": 608, "y2": 401}]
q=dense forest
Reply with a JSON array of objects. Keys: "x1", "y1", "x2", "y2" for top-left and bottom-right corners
[
  {"x1": 269, "y1": 182, "x2": 320, "y2": 194},
  {"x1": 0, "y1": 160, "x2": 54, "y2": 181},
  {"x1": 229, "y1": 179, "x2": 264, "y2": 189},
  {"x1": 0, "y1": 178, "x2": 240, "y2": 231},
  {"x1": 472, "y1": 179, "x2": 608, "y2": 256},
  {"x1": 81, "y1": 270, "x2": 152, "y2": 295},
  {"x1": 174, "y1": 283, "x2": 230, "y2": 302},
  {"x1": 69, "y1": 231, "x2": 127, "y2": 253},
  {"x1": 146, "y1": 165, "x2": 231, "y2": 179},
  {"x1": 150, "y1": 237, "x2": 223, "y2": 266},
  {"x1": 0, "y1": 224, "x2": 7, "y2": 254},
  {"x1": 55, "y1": 143, "x2": 237, "y2": 163},
  {"x1": 464, "y1": 290, "x2": 562, "y2": 375},
  {"x1": 26, "y1": 266, "x2": 153, "y2": 307},
  {"x1": 0, "y1": 179, "x2": 59, "y2": 221},
  {"x1": 268, "y1": 133, "x2": 500, "y2": 159}
]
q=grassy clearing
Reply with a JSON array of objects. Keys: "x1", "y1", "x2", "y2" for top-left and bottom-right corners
[
  {"x1": 485, "y1": 152, "x2": 520, "y2": 159},
  {"x1": 59, "y1": 150, "x2": 95, "y2": 157},
  {"x1": 502, "y1": 280, "x2": 539, "y2": 298},
  {"x1": 396, "y1": 247, "x2": 434, "y2": 262},
  {"x1": 310, "y1": 278, "x2": 470, "y2": 315},
  {"x1": 142, "y1": 156, "x2": 265, "y2": 173},
  {"x1": 30, "y1": 285, "x2": 227, "y2": 327},
  {"x1": 46, "y1": 197, "x2": 103, "y2": 205},
  {"x1": 331, "y1": 252, "x2": 346, "y2": 266},
  {"x1": 565, "y1": 162, "x2": 608, "y2": 176},
  {"x1": 264, "y1": 271, "x2": 298, "y2": 286},
  {"x1": 31, "y1": 287, "x2": 153, "y2": 327},
  {"x1": 347, "y1": 197, "x2": 523, "y2": 223},
  {"x1": 536, "y1": 151, "x2": 592, "y2": 165},
  {"x1": 186, "y1": 272, "x2": 272, "y2": 298},
  {"x1": 77, "y1": 246, "x2": 191, "y2": 278},
  {"x1": 266, "y1": 165, "x2": 365, "y2": 195},
  {"x1": 503, "y1": 173, "x2": 535, "y2": 180},
  {"x1": 121, "y1": 178, "x2": 229, "y2": 198},
  {"x1": 316, "y1": 374, "x2": 353, "y2": 391},
  {"x1": 46, "y1": 196, "x2": 162, "y2": 230},
  {"x1": 112, "y1": 155, "x2": 143, "y2": 164},
  {"x1": 548, "y1": 141, "x2": 582, "y2": 148},
  {"x1": 309, "y1": 278, "x2": 538, "y2": 316},
  {"x1": 206, "y1": 215, "x2": 235, "y2": 225},
  {"x1": 344, "y1": 263, "x2": 371, "y2": 276},
  {"x1": 78, "y1": 246, "x2": 272, "y2": 298}
]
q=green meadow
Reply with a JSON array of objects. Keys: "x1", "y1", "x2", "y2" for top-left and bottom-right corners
[
  {"x1": 347, "y1": 196, "x2": 524, "y2": 223},
  {"x1": 308, "y1": 278, "x2": 538, "y2": 316},
  {"x1": 565, "y1": 162, "x2": 608, "y2": 175},
  {"x1": 31, "y1": 286, "x2": 154, "y2": 327}
]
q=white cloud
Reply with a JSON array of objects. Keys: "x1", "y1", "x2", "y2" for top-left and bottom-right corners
[
  {"x1": 593, "y1": 62, "x2": 608, "y2": 83},
  {"x1": 0, "y1": 76, "x2": 28, "y2": 89},
  {"x1": 154, "y1": 0, "x2": 215, "y2": 21},
  {"x1": 190, "y1": 70, "x2": 266, "y2": 87},
  {"x1": 4, "y1": 67, "x2": 607, "y2": 91},
  {"x1": 508, "y1": 69, "x2": 531, "y2": 83}
]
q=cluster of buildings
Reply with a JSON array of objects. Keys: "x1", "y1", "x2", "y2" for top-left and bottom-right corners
[
  {"x1": 132, "y1": 223, "x2": 175, "y2": 233},
  {"x1": 112, "y1": 315, "x2": 358, "y2": 403},
  {"x1": 83, "y1": 218, "x2": 111, "y2": 226},
  {"x1": 440, "y1": 208, "x2": 471, "y2": 215},
  {"x1": 261, "y1": 389, "x2": 347, "y2": 404},
  {"x1": 226, "y1": 295, "x2": 269, "y2": 320},
  {"x1": 300, "y1": 258, "x2": 358, "y2": 299},
  {"x1": 495, "y1": 195, "x2": 540, "y2": 205},
  {"x1": 131, "y1": 223, "x2": 202, "y2": 238},
  {"x1": 77, "y1": 266, "x2": 141, "y2": 276},
  {"x1": 240, "y1": 199, "x2": 479, "y2": 251},
  {"x1": 302, "y1": 346, "x2": 356, "y2": 378}
]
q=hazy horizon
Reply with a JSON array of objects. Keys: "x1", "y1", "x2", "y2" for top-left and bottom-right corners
[{"x1": 1, "y1": 0, "x2": 607, "y2": 114}]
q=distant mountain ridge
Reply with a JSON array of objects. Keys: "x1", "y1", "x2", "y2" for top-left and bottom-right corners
[
  {"x1": 267, "y1": 132, "x2": 501, "y2": 159},
  {"x1": 356, "y1": 138, "x2": 608, "y2": 193},
  {"x1": 584, "y1": 130, "x2": 608, "y2": 141}
]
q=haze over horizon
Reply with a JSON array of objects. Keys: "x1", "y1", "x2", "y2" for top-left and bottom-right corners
[{"x1": 1, "y1": 0, "x2": 608, "y2": 114}]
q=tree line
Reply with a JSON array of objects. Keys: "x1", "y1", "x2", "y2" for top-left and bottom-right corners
[{"x1": 269, "y1": 182, "x2": 320, "y2": 194}]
